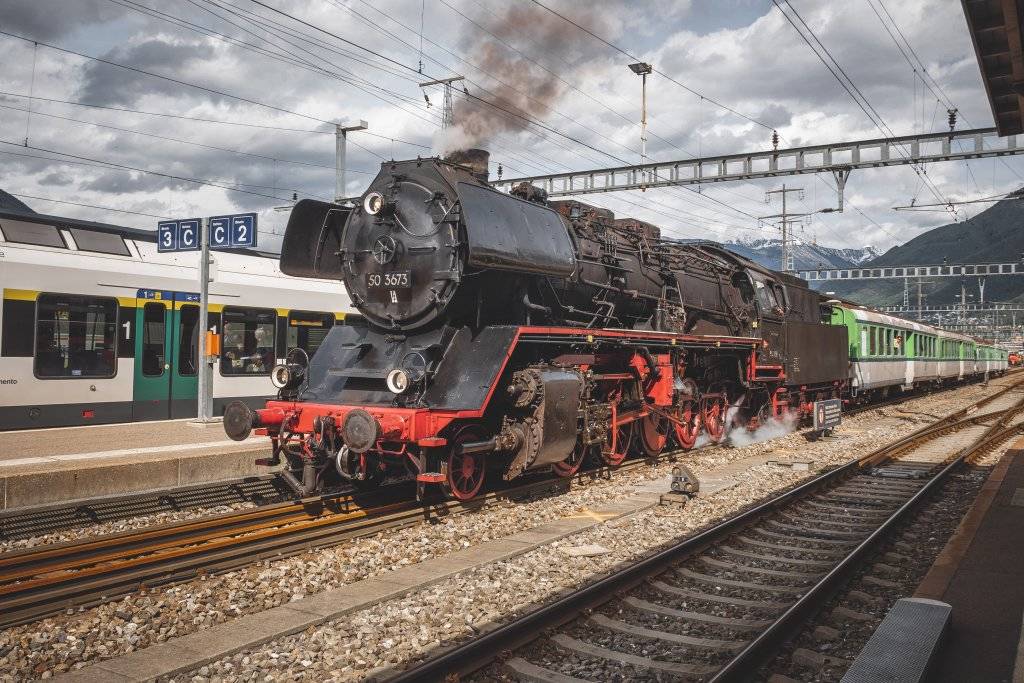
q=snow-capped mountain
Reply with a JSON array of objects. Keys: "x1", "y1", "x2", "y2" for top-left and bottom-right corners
[{"x1": 723, "y1": 237, "x2": 880, "y2": 271}]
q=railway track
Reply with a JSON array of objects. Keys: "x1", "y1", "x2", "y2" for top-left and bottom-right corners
[
  {"x1": 388, "y1": 380, "x2": 1024, "y2": 683},
  {"x1": 0, "y1": 376, "x2": 1001, "y2": 545},
  {"x1": 0, "y1": 475, "x2": 288, "y2": 543},
  {"x1": 0, "y1": 440, "x2": 686, "y2": 630},
  {"x1": 0, "y1": 376, "x2": 1014, "y2": 632}
]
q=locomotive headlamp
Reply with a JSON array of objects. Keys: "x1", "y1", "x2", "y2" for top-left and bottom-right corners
[
  {"x1": 271, "y1": 364, "x2": 292, "y2": 389},
  {"x1": 363, "y1": 191, "x2": 385, "y2": 215},
  {"x1": 386, "y1": 368, "x2": 410, "y2": 394},
  {"x1": 271, "y1": 363, "x2": 305, "y2": 391},
  {"x1": 386, "y1": 352, "x2": 428, "y2": 394}
]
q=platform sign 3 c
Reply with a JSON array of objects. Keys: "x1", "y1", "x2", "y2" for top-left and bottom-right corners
[
  {"x1": 209, "y1": 213, "x2": 257, "y2": 249},
  {"x1": 157, "y1": 218, "x2": 202, "y2": 252}
]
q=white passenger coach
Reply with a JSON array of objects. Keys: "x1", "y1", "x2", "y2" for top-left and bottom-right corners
[{"x1": 0, "y1": 206, "x2": 354, "y2": 430}]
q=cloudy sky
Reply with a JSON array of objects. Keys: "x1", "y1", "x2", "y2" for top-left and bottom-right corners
[{"x1": 0, "y1": 0, "x2": 1017, "y2": 254}]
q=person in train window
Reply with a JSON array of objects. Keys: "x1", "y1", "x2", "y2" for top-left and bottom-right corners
[
  {"x1": 251, "y1": 325, "x2": 272, "y2": 373},
  {"x1": 222, "y1": 329, "x2": 246, "y2": 373}
]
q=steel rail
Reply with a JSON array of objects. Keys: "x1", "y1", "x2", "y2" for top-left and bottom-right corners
[
  {"x1": 0, "y1": 445, "x2": 673, "y2": 630},
  {"x1": 710, "y1": 394, "x2": 1024, "y2": 681},
  {"x1": 0, "y1": 375, "x2": 1015, "y2": 630},
  {"x1": 0, "y1": 475, "x2": 289, "y2": 542},
  {"x1": 387, "y1": 378, "x2": 1024, "y2": 683},
  {"x1": 2, "y1": 373, "x2": 1010, "y2": 544}
]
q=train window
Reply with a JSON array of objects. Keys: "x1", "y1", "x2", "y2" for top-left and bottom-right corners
[
  {"x1": 773, "y1": 284, "x2": 788, "y2": 311},
  {"x1": 34, "y1": 294, "x2": 117, "y2": 378},
  {"x1": 869, "y1": 326, "x2": 876, "y2": 355},
  {"x1": 0, "y1": 219, "x2": 66, "y2": 248},
  {"x1": 286, "y1": 311, "x2": 335, "y2": 358},
  {"x1": 178, "y1": 305, "x2": 199, "y2": 376},
  {"x1": 221, "y1": 307, "x2": 276, "y2": 376},
  {"x1": 142, "y1": 303, "x2": 166, "y2": 377},
  {"x1": 753, "y1": 279, "x2": 779, "y2": 314},
  {"x1": 885, "y1": 329, "x2": 892, "y2": 355},
  {"x1": 69, "y1": 229, "x2": 130, "y2": 256}
]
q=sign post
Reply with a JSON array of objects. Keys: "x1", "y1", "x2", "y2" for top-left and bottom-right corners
[
  {"x1": 197, "y1": 217, "x2": 212, "y2": 421},
  {"x1": 158, "y1": 212, "x2": 258, "y2": 422},
  {"x1": 812, "y1": 398, "x2": 842, "y2": 437}
]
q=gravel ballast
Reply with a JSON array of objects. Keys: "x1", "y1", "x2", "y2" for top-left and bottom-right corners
[{"x1": 0, "y1": 379, "x2": 1010, "y2": 681}]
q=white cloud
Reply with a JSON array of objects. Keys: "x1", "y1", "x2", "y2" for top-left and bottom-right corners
[{"x1": 0, "y1": 0, "x2": 1017, "y2": 254}]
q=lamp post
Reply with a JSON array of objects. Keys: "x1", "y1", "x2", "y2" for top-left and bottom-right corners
[
  {"x1": 628, "y1": 62, "x2": 653, "y2": 164},
  {"x1": 336, "y1": 120, "x2": 368, "y2": 205}
]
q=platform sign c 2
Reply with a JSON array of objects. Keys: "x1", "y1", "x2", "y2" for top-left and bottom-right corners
[
  {"x1": 813, "y1": 398, "x2": 842, "y2": 431},
  {"x1": 208, "y1": 213, "x2": 257, "y2": 249}
]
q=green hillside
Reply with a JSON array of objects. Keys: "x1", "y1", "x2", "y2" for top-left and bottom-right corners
[{"x1": 815, "y1": 193, "x2": 1024, "y2": 306}]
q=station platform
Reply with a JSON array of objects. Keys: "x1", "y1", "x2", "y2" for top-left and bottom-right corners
[
  {"x1": 913, "y1": 438, "x2": 1024, "y2": 683},
  {"x1": 0, "y1": 419, "x2": 275, "y2": 510}
]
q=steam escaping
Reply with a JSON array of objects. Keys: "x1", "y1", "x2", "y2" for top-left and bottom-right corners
[
  {"x1": 727, "y1": 409, "x2": 800, "y2": 448},
  {"x1": 432, "y1": 3, "x2": 615, "y2": 155}
]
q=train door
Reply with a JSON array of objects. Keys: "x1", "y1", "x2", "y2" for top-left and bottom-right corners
[
  {"x1": 132, "y1": 292, "x2": 200, "y2": 420},
  {"x1": 170, "y1": 302, "x2": 200, "y2": 418}
]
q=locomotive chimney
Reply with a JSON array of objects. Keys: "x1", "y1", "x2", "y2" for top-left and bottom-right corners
[{"x1": 445, "y1": 148, "x2": 490, "y2": 181}]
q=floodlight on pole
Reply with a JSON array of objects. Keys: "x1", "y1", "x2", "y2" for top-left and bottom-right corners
[
  {"x1": 336, "y1": 120, "x2": 368, "y2": 205},
  {"x1": 628, "y1": 62, "x2": 653, "y2": 166}
]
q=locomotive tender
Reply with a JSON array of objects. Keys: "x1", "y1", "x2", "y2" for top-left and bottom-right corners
[{"x1": 222, "y1": 150, "x2": 1003, "y2": 500}]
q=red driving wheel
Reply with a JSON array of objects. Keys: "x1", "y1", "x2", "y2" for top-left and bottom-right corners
[
  {"x1": 639, "y1": 412, "x2": 670, "y2": 457},
  {"x1": 444, "y1": 427, "x2": 486, "y2": 500},
  {"x1": 552, "y1": 444, "x2": 587, "y2": 478},
  {"x1": 673, "y1": 400, "x2": 701, "y2": 450},
  {"x1": 602, "y1": 418, "x2": 634, "y2": 466},
  {"x1": 702, "y1": 395, "x2": 727, "y2": 443}
]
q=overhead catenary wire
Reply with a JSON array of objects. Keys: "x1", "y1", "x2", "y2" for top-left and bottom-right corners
[
  {"x1": 0, "y1": 89, "x2": 429, "y2": 150},
  {"x1": 447, "y1": 0, "x2": 847, "y2": 239},
  {"x1": 0, "y1": 140, "x2": 330, "y2": 201},
  {"x1": 101, "y1": 0, "x2": 439, "y2": 150},
  {"x1": 392, "y1": 0, "x2": 768, "y2": 211},
  {"x1": 0, "y1": 102, "x2": 374, "y2": 174},
  {"x1": 236, "y1": 0, "x2": 767, "y2": 226},
  {"x1": 772, "y1": 0, "x2": 956, "y2": 221},
  {"x1": 527, "y1": 0, "x2": 775, "y2": 132},
  {"x1": 1, "y1": 4, "x2": 769, "y2": 230},
  {"x1": 867, "y1": 0, "x2": 1022, "y2": 191},
  {"x1": 6, "y1": 193, "x2": 173, "y2": 219},
  {"x1": 2, "y1": 3, "x2": 911, "y2": 247}
]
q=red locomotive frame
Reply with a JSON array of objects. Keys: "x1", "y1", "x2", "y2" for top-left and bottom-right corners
[{"x1": 245, "y1": 325, "x2": 843, "y2": 499}]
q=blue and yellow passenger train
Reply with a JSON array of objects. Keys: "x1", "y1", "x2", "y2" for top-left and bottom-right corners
[{"x1": 0, "y1": 207, "x2": 355, "y2": 430}]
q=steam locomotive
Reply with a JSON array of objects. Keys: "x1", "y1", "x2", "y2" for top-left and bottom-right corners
[{"x1": 223, "y1": 150, "x2": 848, "y2": 500}]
